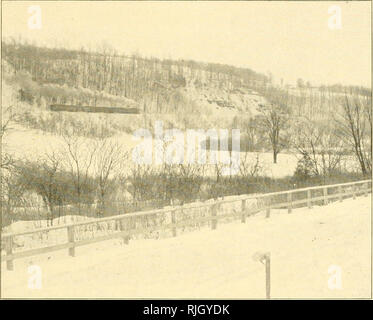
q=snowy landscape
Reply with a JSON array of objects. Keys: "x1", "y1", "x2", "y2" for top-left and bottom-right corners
[
  {"x1": 2, "y1": 195, "x2": 371, "y2": 299},
  {"x1": 1, "y1": 2, "x2": 371, "y2": 300}
]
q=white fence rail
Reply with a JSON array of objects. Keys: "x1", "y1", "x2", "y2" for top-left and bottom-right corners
[{"x1": 1, "y1": 179, "x2": 371, "y2": 271}]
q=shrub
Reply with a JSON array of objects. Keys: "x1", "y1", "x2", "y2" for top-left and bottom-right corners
[{"x1": 293, "y1": 155, "x2": 315, "y2": 180}]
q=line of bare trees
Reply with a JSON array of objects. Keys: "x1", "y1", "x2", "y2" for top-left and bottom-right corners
[
  {"x1": 1, "y1": 129, "x2": 129, "y2": 226},
  {"x1": 2, "y1": 40, "x2": 268, "y2": 113},
  {"x1": 290, "y1": 89, "x2": 371, "y2": 179},
  {"x1": 237, "y1": 84, "x2": 371, "y2": 179}
]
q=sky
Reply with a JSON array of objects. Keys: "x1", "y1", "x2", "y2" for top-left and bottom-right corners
[{"x1": 2, "y1": 1, "x2": 371, "y2": 87}]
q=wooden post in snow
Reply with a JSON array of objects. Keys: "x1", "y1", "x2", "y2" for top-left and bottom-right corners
[
  {"x1": 6, "y1": 236, "x2": 14, "y2": 271},
  {"x1": 338, "y1": 185, "x2": 343, "y2": 202},
  {"x1": 265, "y1": 253, "x2": 271, "y2": 300},
  {"x1": 287, "y1": 193, "x2": 292, "y2": 213},
  {"x1": 265, "y1": 196, "x2": 271, "y2": 218},
  {"x1": 266, "y1": 208, "x2": 271, "y2": 219},
  {"x1": 307, "y1": 189, "x2": 312, "y2": 209},
  {"x1": 241, "y1": 199, "x2": 246, "y2": 223},
  {"x1": 120, "y1": 218, "x2": 130, "y2": 245},
  {"x1": 323, "y1": 187, "x2": 328, "y2": 205},
  {"x1": 253, "y1": 251, "x2": 271, "y2": 299},
  {"x1": 171, "y1": 210, "x2": 177, "y2": 237},
  {"x1": 211, "y1": 203, "x2": 218, "y2": 230},
  {"x1": 67, "y1": 226, "x2": 75, "y2": 257},
  {"x1": 365, "y1": 182, "x2": 369, "y2": 197}
]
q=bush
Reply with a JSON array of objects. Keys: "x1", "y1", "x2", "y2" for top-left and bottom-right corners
[
  {"x1": 293, "y1": 155, "x2": 315, "y2": 180},
  {"x1": 15, "y1": 161, "x2": 97, "y2": 214}
]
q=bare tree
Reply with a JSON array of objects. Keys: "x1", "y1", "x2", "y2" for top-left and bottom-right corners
[
  {"x1": 258, "y1": 89, "x2": 291, "y2": 163},
  {"x1": 1, "y1": 106, "x2": 17, "y2": 138},
  {"x1": 126, "y1": 164, "x2": 155, "y2": 205},
  {"x1": 1, "y1": 106, "x2": 18, "y2": 171},
  {"x1": 335, "y1": 91, "x2": 372, "y2": 175},
  {"x1": 61, "y1": 135, "x2": 98, "y2": 214},
  {"x1": 1, "y1": 106, "x2": 21, "y2": 227},
  {"x1": 239, "y1": 153, "x2": 265, "y2": 179},
  {"x1": 292, "y1": 118, "x2": 344, "y2": 178},
  {"x1": 93, "y1": 139, "x2": 128, "y2": 215},
  {"x1": 173, "y1": 163, "x2": 204, "y2": 204},
  {"x1": 37, "y1": 152, "x2": 63, "y2": 224},
  {"x1": 1, "y1": 165, "x2": 26, "y2": 227},
  {"x1": 17, "y1": 152, "x2": 64, "y2": 225},
  {"x1": 234, "y1": 116, "x2": 262, "y2": 152}
]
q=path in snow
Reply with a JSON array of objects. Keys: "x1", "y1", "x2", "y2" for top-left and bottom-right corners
[{"x1": 1, "y1": 195, "x2": 371, "y2": 299}]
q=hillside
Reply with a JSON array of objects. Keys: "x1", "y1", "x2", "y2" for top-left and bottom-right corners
[
  {"x1": 2, "y1": 42, "x2": 344, "y2": 138},
  {"x1": 2, "y1": 42, "x2": 267, "y2": 113}
]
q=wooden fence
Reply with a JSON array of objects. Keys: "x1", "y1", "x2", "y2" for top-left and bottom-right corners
[{"x1": 1, "y1": 179, "x2": 371, "y2": 271}]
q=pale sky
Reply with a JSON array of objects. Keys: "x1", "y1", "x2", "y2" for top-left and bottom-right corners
[{"x1": 2, "y1": 1, "x2": 371, "y2": 87}]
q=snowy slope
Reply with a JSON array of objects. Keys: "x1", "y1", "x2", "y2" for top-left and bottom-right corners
[{"x1": 1, "y1": 195, "x2": 371, "y2": 299}]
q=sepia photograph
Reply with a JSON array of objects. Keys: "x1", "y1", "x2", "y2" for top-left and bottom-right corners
[{"x1": 0, "y1": 0, "x2": 371, "y2": 302}]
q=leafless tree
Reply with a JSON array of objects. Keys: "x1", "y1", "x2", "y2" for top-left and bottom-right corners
[
  {"x1": 1, "y1": 106, "x2": 18, "y2": 171},
  {"x1": 1, "y1": 166, "x2": 26, "y2": 227},
  {"x1": 173, "y1": 163, "x2": 205, "y2": 204},
  {"x1": 37, "y1": 152, "x2": 63, "y2": 224},
  {"x1": 126, "y1": 164, "x2": 154, "y2": 205},
  {"x1": 292, "y1": 118, "x2": 344, "y2": 178},
  {"x1": 239, "y1": 153, "x2": 265, "y2": 179},
  {"x1": 335, "y1": 91, "x2": 372, "y2": 175},
  {"x1": 1, "y1": 106, "x2": 21, "y2": 227},
  {"x1": 61, "y1": 134, "x2": 98, "y2": 214},
  {"x1": 93, "y1": 139, "x2": 128, "y2": 215},
  {"x1": 234, "y1": 116, "x2": 262, "y2": 152},
  {"x1": 258, "y1": 89, "x2": 291, "y2": 163}
]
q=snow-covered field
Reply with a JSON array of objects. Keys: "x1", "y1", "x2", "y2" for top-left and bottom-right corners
[{"x1": 1, "y1": 195, "x2": 371, "y2": 299}]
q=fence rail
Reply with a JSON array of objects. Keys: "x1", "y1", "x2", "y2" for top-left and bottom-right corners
[{"x1": 1, "y1": 179, "x2": 371, "y2": 270}]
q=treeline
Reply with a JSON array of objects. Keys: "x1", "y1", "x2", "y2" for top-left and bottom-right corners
[
  {"x1": 2, "y1": 104, "x2": 370, "y2": 228},
  {"x1": 319, "y1": 83, "x2": 371, "y2": 96},
  {"x1": 2, "y1": 154, "x2": 365, "y2": 228},
  {"x1": 2, "y1": 41, "x2": 268, "y2": 112}
]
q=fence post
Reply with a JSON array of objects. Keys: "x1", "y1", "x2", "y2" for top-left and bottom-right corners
[
  {"x1": 307, "y1": 189, "x2": 312, "y2": 209},
  {"x1": 365, "y1": 182, "x2": 369, "y2": 197},
  {"x1": 171, "y1": 210, "x2": 177, "y2": 237},
  {"x1": 265, "y1": 196, "x2": 270, "y2": 218},
  {"x1": 122, "y1": 218, "x2": 131, "y2": 244},
  {"x1": 67, "y1": 226, "x2": 75, "y2": 257},
  {"x1": 287, "y1": 192, "x2": 292, "y2": 214},
  {"x1": 6, "y1": 236, "x2": 14, "y2": 271},
  {"x1": 353, "y1": 185, "x2": 356, "y2": 200},
  {"x1": 265, "y1": 253, "x2": 271, "y2": 300},
  {"x1": 266, "y1": 208, "x2": 270, "y2": 219},
  {"x1": 338, "y1": 185, "x2": 343, "y2": 202},
  {"x1": 211, "y1": 203, "x2": 218, "y2": 230},
  {"x1": 252, "y1": 252, "x2": 270, "y2": 299},
  {"x1": 241, "y1": 199, "x2": 246, "y2": 223},
  {"x1": 323, "y1": 187, "x2": 328, "y2": 205}
]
